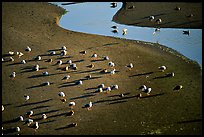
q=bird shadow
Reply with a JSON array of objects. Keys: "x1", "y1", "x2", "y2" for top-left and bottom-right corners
[
  {"x1": 129, "y1": 71, "x2": 154, "y2": 77},
  {"x1": 55, "y1": 123, "x2": 76, "y2": 130},
  {"x1": 76, "y1": 68, "x2": 102, "y2": 74},
  {"x1": 20, "y1": 67, "x2": 48, "y2": 74},
  {"x1": 153, "y1": 75, "x2": 171, "y2": 79},
  {"x1": 6, "y1": 62, "x2": 23, "y2": 66},
  {"x1": 72, "y1": 59, "x2": 85, "y2": 63},
  {"x1": 139, "y1": 93, "x2": 165, "y2": 99},
  {"x1": 103, "y1": 42, "x2": 119, "y2": 47},
  {"x1": 32, "y1": 109, "x2": 60, "y2": 117},
  {"x1": 2, "y1": 127, "x2": 19, "y2": 135},
  {"x1": 31, "y1": 105, "x2": 50, "y2": 110},
  {"x1": 26, "y1": 82, "x2": 53, "y2": 89},
  {"x1": 56, "y1": 56, "x2": 73, "y2": 60},
  {"x1": 16, "y1": 98, "x2": 53, "y2": 108},
  {"x1": 91, "y1": 59, "x2": 105, "y2": 62},
  {"x1": 2, "y1": 117, "x2": 20, "y2": 124},
  {"x1": 70, "y1": 94, "x2": 96, "y2": 100},
  {"x1": 109, "y1": 100, "x2": 128, "y2": 105},
  {"x1": 39, "y1": 119, "x2": 56, "y2": 125},
  {"x1": 176, "y1": 118, "x2": 202, "y2": 124}
]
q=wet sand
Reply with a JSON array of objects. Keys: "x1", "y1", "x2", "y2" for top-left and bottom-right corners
[
  {"x1": 113, "y1": 2, "x2": 202, "y2": 29},
  {"x1": 2, "y1": 2, "x2": 202, "y2": 135}
]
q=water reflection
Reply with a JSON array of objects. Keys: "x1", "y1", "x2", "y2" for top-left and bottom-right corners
[{"x1": 50, "y1": 2, "x2": 202, "y2": 66}]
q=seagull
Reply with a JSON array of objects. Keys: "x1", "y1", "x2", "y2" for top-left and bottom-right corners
[
  {"x1": 119, "y1": 93, "x2": 124, "y2": 97},
  {"x1": 111, "y1": 84, "x2": 119, "y2": 90},
  {"x1": 8, "y1": 51, "x2": 15, "y2": 56},
  {"x1": 16, "y1": 52, "x2": 24, "y2": 58},
  {"x1": 85, "y1": 74, "x2": 92, "y2": 79},
  {"x1": 111, "y1": 25, "x2": 118, "y2": 29},
  {"x1": 2, "y1": 105, "x2": 4, "y2": 112},
  {"x1": 98, "y1": 84, "x2": 105, "y2": 88},
  {"x1": 44, "y1": 81, "x2": 50, "y2": 86},
  {"x1": 187, "y1": 14, "x2": 193, "y2": 18},
  {"x1": 2, "y1": 58, "x2": 4, "y2": 62},
  {"x1": 175, "y1": 6, "x2": 181, "y2": 11},
  {"x1": 183, "y1": 30, "x2": 190, "y2": 35},
  {"x1": 80, "y1": 50, "x2": 86, "y2": 55},
  {"x1": 58, "y1": 91, "x2": 65, "y2": 98},
  {"x1": 69, "y1": 101, "x2": 76, "y2": 108},
  {"x1": 67, "y1": 110, "x2": 74, "y2": 116},
  {"x1": 24, "y1": 95, "x2": 30, "y2": 101},
  {"x1": 155, "y1": 18, "x2": 162, "y2": 24},
  {"x1": 70, "y1": 63, "x2": 77, "y2": 70},
  {"x1": 62, "y1": 75, "x2": 70, "y2": 80},
  {"x1": 100, "y1": 69, "x2": 108, "y2": 74},
  {"x1": 34, "y1": 55, "x2": 41, "y2": 61},
  {"x1": 24, "y1": 119, "x2": 33, "y2": 126},
  {"x1": 158, "y1": 65, "x2": 167, "y2": 72},
  {"x1": 105, "y1": 87, "x2": 112, "y2": 92},
  {"x1": 42, "y1": 114, "x2": 47, "y2": 119},
  {"x1": 9, "y1": 72, "x2": 16, "y2": 79},
  {"x1": 69, "y1": 123, "x2": 77, "y2": 127},
  {"x1": 32, "y1": 122, "x2": 39, "y2": 130},
  {"x1": 173, "y1": 85, "x2": 183, "y2": 91},
  {"x1": 61, "y1": 46, "x2": 67, "y2": 50},
  {"x1": 165, "y1": 72, "x2": 175, "y2": 77},
  {"x1": 67, "y1": 60, "x2": 72, "y2": 64},
  {"x1": 153, "y1": 27, "x2": 160, "y2": 35},
  {"x1": 61, "y1": 50, "x2": 67, "y2": 56},
  {"x1": 91, "y1": 53, "x2": 97, "y2": 58},
  {"x1": 149, "y1": 15, "x2": 155, "y2": 21},
  {"x1": 18, "y1": 116, "x2": 24, "y2": 121},
  {"x1": 144, "y1": 87, "x2": 151, "y2": 95},
  {"x1": 139, "y1": 85, "x2": 147, "y2": 92},
  {"x1": 50, "y1": 51, "x2": 56, "y2": 55},
  {"x1": 126, "y1": 63, "x2": 133, "y2": 69},
  {"x1": 57, "y1": 60, "x2": 63, "y2": 65},
  {"x1": 15, "y1": 127, "x2": 21, "y2": 132},
  {"x1": 33, "y1": 64, "x2": 40, "y2": 71},
  {"x1": 84, "y1": 101, "x2": 93, "y2": 110},
  {"x1": 108, "y1": 61, "x2": 115, "y2": 67},
  {"x1": 25, "y1": 46, "x2": 32, "y2": 52},
  {"x1": 26, "y1": 110, "x2": 33, "y2": 118},
  {"x1": 47, "y1": 58, "x2": 53, "y2": 62},
  {"x1": 60, "y1": 98, "x2": 67, "y2": 103},
  {"x1": 9, "y1": 57, "x2": 14, "y2": 62},
  {"x1": 122, "y1": 28, "x2": 128, "y2": 35},
  {"x1": 95, "y1": 88, "x2": 103, "y2": 93},
  {"x1": 42, "y1": 71, "x2": 49, "y2": 76},
  {"x1": 21, "y1": 60, "x2": 26, "y2": 64},
  {"x1": 110, "y1": 2, "x2": 117, "y2": 8},
  {"x1": 76, "y1": 80, "x2": 83, "y2": 85},
  {"x1": 103, "y1": 56, "x2": 109, "y2": 60},
  {"x1": 87, "y1": 64, "x2": 94, "y2": 69},
  {"x1": 110, "y1": 69, "x2": 116, "y2": 75},
  {"x1": 112, "y1": 29, "x2": 118, "y2": 34}
]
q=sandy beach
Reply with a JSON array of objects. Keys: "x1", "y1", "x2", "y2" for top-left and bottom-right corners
[{"x1": 2, "y1": 2, "x2": 202, "y2": 135}]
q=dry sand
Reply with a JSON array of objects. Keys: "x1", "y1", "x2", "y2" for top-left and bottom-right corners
[{"x1": 2, "y1": 2, "x2": 202, "y2": 135}]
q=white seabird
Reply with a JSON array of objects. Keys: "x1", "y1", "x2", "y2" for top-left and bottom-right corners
[
  {"x1": 25, "y1": 46, "x2": 32, "y2": 52},
  {"x1": 61, "y1": 46, "x2": 67, "y2": 50},
  {"x1": 24, "y1": 95, "x2": 30, "y2": 101},
  {"x1": 15, "y1": 127, "x2": 21, "y2": 132},
  {"x1": 33, "y1": 122, "x2": 39, "y2": 130},
  {"x1": 25, "y1": 119, "x2": 33, "y2": 126},
  {"x1": 98, "y1": 84, "x2": 105, "y2": 88},
  {"x1": 9, "y1": 57, "x2": 14, "y2": 62},
  {"x1": 18, "y1": 116, "x2": 24, "y2": 121},
  {"x1": 67, "y1": 60, "x2": 72, "y2": 64},
  {"x1": 42, "y1": 114, "x2": 47, "y2": 119},
  {"x1": 50, "y1": 51, "x2": 56, "y2": 55},
  {"x1": 16, "y1": 52, "x2": 24, "y2": 58},
  {"x1": 9, "y1": 72, "x2": 16, "y2": 79},
  {"x1": 139, "y1": 85, "x2": 147, "y2": 92},
  {"x1": 91, "y1": 53, "x2": 97, "y2": 58},
  {"x1": 33, "y1": 64, "x2": 40, "y2": 71},
  {"x1": 127, "y1": 63, "x2": 133, "y2": 69},
  {"x1": 58, "y1": 91, "x2": 65, "y2": 97},
  {"x1": 8, "y1": 51, "x2": 15, "y2": 56},
  {"x1": 95, "y1": 88, "x2": 103, "y2": 93},
  {"x1": 108, "y1": 61, "x2": 115, "y2": 67},
  {"x1": 42, "y1": 71, "x2": 49, "y2": 76},
  {"x1": 111, "y1": 84, "x2": 119, "y2": 90},
  {"x1": 122, "y1": 28, "x2": 128, "y2": 35},
  {"x1": 26, "y1": 110, "x2": 33, "y2": 118},
  {"x1": 158, "y1": 65, "x2": 167, "y2": 72},
  {"x1": 103, "y1": 56, "x2": 109, "y2": 60},
  {"x1": 149, "y1": 15, "x2": 155, "y2": 21},
  {"x1": 110, "y1": 69, "x2": 116, "y2": 75},
  {"x1": 35, "y1": 55, "x2": 41, "y2": 61},
  {"x1": 156, "y1": 18, "x2": 162, "y2": 24},
  {"x1": 62, "y1": 75, "x2": 70, "y2": 80},
  {"x1": 2, "y1": 105, "x2": 4, "y2": 112},
  {"x1": 84, "y1": 101, "x2": 93, "y2": 110},
  {"x1": 44, "y1": 81, "x2": 50, "y2": 86},
  {"x1": 61, "y1": 50, "x2": 67, "y2": 56},
  {"x1": 69, "y1": 101, "x2": 76, "y2": 108},
  {"x1": 76, "y1": 80, "x2": 83, "y2": 85},
  {"x1": 144, "y1": 87, "x2": 151, "y2": 95},
  {"x1": 57, "y1": 60, "x2": 63, "y2": 65},
  {"x1": 21, "y1": 60, "x2": 26, "y2": 64}
]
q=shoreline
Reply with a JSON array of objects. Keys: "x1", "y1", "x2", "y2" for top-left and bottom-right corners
[{"x1": 2, "y1": 2, "x2": 202, "y2": 135}]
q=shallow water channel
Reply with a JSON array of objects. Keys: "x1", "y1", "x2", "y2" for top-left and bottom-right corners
[{"x1": 51, "y1": 2, "x2": 202, "y2": 66}]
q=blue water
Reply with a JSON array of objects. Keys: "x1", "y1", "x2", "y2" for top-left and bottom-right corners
[{"x1": 50, "y1": 2, "x2": 202, "y2": 66}]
